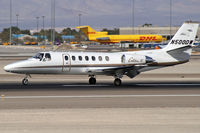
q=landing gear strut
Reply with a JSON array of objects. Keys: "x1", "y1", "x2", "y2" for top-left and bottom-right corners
[
  {"x1": 22, "y1": 74, "x2": 31, "y2": 85},
  {"x1": 114, "y1": 72, "x2": 123, "y2": 86},
  {"x1": 114, "y1": 78, "x2": 122, "y2": 86},
  {"x1": 89, "y1": 75, "x2": 96, "y2": 85}
]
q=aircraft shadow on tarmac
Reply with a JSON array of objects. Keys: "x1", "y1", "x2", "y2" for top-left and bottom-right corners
[{"x1": 0, "y1": 81, "x2": 200, "y2": 90}]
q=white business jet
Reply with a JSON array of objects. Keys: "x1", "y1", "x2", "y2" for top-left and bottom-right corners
[{"x1": 4, "y1": 21, "x2": 199, "y2": 86}]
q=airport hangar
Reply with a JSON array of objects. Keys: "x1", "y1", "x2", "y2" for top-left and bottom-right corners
[{"x1": 120, "y1": 26, "x2": 200, "y2": 40}]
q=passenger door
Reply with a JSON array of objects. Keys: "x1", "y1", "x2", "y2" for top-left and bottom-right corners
[{"x1": 62, "y1": 54, "x2": 71, "y2": 72}]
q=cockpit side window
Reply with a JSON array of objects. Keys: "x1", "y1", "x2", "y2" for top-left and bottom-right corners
[
  {"x1": 45, "y1": 53, "x2": 51, "y2": 61},
  {"x1": 33, "y1": 53, "x2": 44, "y2": 61}
]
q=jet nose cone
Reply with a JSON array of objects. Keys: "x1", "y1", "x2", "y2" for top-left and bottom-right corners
[
  {"x1": 4, "y1": 60, "x2": 29, "y2": 74},
  {"x1": 4, "y1": 64, "x2": 13, "y2": 72}
]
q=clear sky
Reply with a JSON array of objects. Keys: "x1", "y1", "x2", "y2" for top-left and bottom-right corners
[{"x1": 0, "y1": 0, "x2": 199, "y2": 31}]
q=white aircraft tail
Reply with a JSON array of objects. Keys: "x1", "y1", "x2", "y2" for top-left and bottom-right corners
[
  {"x1": 163, "y1": 21, "x2": 199, "y2": 61},
  {"x1": 163, "y1": 21, "x2": 199, "y2": 51}
]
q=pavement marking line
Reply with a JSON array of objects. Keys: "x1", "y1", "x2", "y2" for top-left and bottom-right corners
[
  {"x1": 138, "y1": 84, "x2": 200, "y2": 86},
  {"x1": 63, "y1": 85, "x2": 110, "y2": 87},
  {"x1": 63, "y1": 84, "x2": 200, "y2": 87},
  {"x1": 3, "y1": 94, "x2": 200, "y2": 99}
]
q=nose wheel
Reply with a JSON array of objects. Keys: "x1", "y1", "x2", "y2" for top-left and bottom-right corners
[
  {"x1": 114, "y1": 78, "x2": 122, "y2": 86},
  {"x1": 22, "y1": 78, "x2": 29, "y2": 85},
  {"x1": 89, "y1": 77, "x2": 96, "y2": 85},
  {"x1": 22, "y1": 74, "x2": 31, "y2": 85}
]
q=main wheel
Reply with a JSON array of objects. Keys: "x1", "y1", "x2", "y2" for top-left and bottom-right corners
[
  {"x1": 114, "y1": 78, "x2": 121, "y2": 86},
  {"x1": 89, "y1": 77, "x2": 96, "y2": 85},
  {"x1": 22, "y1": 78, "x2": 28, "y2": 85}
]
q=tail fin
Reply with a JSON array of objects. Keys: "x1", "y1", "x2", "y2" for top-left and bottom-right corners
[
  {"x1": 162, "y1": 21, "x2": 199, "y2": 61},
  {"x1": 163, "y1": 21, "x2": 199, "y2": 51},
  {"x1": 76, "y1": 26, "x2": 97, "y2": 38},
  {"x1": 76, "y1": 26, "x2": 108, "y2": 40}
]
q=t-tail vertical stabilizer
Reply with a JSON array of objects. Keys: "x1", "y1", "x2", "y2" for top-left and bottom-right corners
[
  {"x1": 163, "y1": 21, "x2": 199, "y2": 61},
  {"x1": 76, "y1": 26, "x2": 108, "y2": 40}
]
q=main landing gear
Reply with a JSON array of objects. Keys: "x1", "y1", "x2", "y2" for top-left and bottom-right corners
[
  {"x1": 113, "y1": 73, "x2": 123, "y2": 86},
  {"x1": 22, "y1": 74, "x2": 31, "y2": 85},
  {"x1": 114, "y1": 78, "x2": 122, "y2": 86},
  {"x1": 88, "y1": 74, "x2": 122, "y2": 86},
  {"x1": 89, "y1": 75, "x2": 96, "y2": 85}
]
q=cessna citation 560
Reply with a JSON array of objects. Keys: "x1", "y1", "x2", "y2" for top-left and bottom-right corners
[{"x1": 4, "y1": 22, "x2": 199, "y2": 86}]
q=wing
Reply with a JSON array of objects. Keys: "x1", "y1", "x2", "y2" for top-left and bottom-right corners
[
  {"x1": 96, "y1": 37, "x2": 110, "y2": 41},
  {"x1": 100, "y1": 65, "x2": 147, "y2": 78}
]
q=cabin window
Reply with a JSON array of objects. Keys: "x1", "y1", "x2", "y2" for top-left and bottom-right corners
[
  {"x1": 92, "y1": 56, "x2": 96, "y2": 61},
  {"x1": 45, "y1": 53, "x2": 51, "y2": 61},
  {"x1": 65, "y1": 56, "x2": 68, "y2": 61},
  {"x1": 79, "y1": 56, "x2": 82, "y2": 61},
  {"x1": 72, "y1": 56, "x2": 76, "y2": 61},
  {"x1": 85, "y1": 56, "x2": 89, "y2": 61},
  {"x1": 98, "y1": 56, "x2": 102, "y2": 61},
  {"x1": 105, "y1": 56, "x2": 109, "y2": 61},
  {"x1": 33, "y1": 53, "x2": 44, "y2": 61}
]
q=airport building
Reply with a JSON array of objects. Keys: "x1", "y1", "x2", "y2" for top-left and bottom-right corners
[{"x1": 120, "y1": 26, "x2": 200, "y2": 40}]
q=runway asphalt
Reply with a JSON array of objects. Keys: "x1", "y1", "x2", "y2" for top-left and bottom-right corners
[
  {"x1": 0, "y1": 81, "x2": 200, "y2": 109},
  {"x1": 0, "y1": 46, "x2": 200, "y2": 133},
  {"x1": 1, "y1": 80, "x2": 200, "y2": 133}
]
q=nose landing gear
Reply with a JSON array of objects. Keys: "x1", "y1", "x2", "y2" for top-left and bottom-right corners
[
  {"x1": 22, "y1": 78, "x2": 28, "y2": 85},
  {"x1": 22, "y1": 74, "x2": 31, "y2": 85}
]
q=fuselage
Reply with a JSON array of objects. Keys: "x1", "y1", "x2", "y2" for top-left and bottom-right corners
[
  {"x1": 89, "y1": 34, "x2": 165, "y2": 43},
  {"x1": 4, "y1": 51, "x2": 145, "y2": 75},
  {"x1": 77, "y1": 26, "x2": 166, "y2": 44},
  {"x1": 4, "y1": 49, "x2": 185, "y2": 76}
]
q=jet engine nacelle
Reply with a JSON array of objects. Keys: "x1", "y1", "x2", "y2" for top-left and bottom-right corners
[{"x1": 121, "y1": 54, "x2": 154, "y2": 64}]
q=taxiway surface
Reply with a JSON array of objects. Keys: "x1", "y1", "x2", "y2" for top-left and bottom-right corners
[
  {"x1": 0, "y1": 46, "x2": 200, "y2": 133},
  {"x1": 0, "y1": 81, "x2": 200, "y2": 109}
]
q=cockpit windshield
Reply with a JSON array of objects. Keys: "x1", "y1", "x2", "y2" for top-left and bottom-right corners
[{"x1": 33, "y1": 53, "x2": 44, "y2": 60}]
